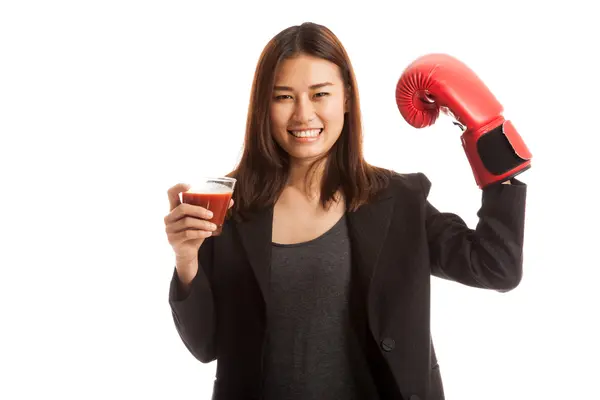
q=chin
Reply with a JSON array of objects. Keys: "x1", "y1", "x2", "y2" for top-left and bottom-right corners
[{"x1": 289, "y1": 151, "x2": 326, "y2": 162}]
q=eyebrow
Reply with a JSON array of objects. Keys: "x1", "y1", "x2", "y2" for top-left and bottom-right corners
[{"x1": 273, "y1": 82, "x2": 334, "y2": 91}]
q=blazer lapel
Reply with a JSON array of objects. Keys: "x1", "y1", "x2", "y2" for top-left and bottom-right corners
[
  {"x1": 346, "y1": 190, "x2": 395, "y2": 286},
  {"x1": 236, "y1": 205, "x2": 274, "y2": 306},
  {"x1": 235, "y1": 186, "x2": 396, "y2": 310}
]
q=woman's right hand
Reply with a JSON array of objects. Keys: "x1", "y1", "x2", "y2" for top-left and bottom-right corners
[{"x1": 164, "y1": 183, "x2": 233, "y2": 282}]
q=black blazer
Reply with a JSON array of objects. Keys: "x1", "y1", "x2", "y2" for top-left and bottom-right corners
[{"x1": 168, "y1": 171, "x2": 527, "y2": 400}]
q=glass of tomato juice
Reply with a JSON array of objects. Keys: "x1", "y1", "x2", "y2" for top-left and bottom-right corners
[{"x1": 180, "y1": 177, "x2": 236, "y2": 236}]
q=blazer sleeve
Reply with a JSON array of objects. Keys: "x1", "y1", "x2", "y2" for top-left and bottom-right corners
[
  {"x1": 168, "y1": 237, "x2": 217, "y2": 363},
  {"x1": 418, "y1": 172, "x2": 528, "y2": 292}
]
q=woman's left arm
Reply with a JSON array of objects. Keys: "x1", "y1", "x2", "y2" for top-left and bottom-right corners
[{"x1": 419, "y1": 173, "x2": 527, "y2": 292}]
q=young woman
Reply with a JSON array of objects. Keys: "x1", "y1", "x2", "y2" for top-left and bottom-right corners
[{"x1": 164, "y1": 22, "x2": 528, "y2": 400}]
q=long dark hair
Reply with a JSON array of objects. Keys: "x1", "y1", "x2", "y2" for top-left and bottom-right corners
[{"x1": 227, "y1": 22, "x2": 393, "y2": 221}]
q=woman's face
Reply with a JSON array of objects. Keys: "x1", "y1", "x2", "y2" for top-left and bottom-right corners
[{"x1": 270, "y1": 53, "x2": 347, "y2": 164}]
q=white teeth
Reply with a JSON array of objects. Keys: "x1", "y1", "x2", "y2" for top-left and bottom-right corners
[{"x1": 289, "y1": 129, "x2": 321, "y2": 138}]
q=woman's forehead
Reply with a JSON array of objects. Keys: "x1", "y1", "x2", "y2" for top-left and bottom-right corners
[{"x1": 274, "y1": 55, "x2": 343, "y2": 88}]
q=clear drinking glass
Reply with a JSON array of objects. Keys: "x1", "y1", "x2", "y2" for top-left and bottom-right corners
[{"x1": 180, "y1": 177, "x2": 236, "y2": 236}]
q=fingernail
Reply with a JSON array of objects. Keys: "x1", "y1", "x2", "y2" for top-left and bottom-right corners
[{"x1": 208, "y1": 211, "x2": 213, "y2": 218}]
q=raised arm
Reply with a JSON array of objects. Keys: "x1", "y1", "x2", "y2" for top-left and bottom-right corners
[
  {"x1": 419, "y1": 173, "x2": 527, "y2": 292},
  {"x1": 168, "y1": 233, "x2": 218, "y2": 363}
]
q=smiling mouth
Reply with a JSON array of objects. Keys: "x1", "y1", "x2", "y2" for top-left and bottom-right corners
[{"x1": 287, "y1": 128, "x2": 323, "y2": 138}]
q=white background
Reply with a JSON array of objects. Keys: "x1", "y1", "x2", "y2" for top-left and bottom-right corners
[{"x1": 1, "y1": 1, "x2": 598, "y2": 399}]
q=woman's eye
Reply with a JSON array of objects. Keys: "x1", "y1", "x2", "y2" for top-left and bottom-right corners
[{"x1": 274, "y1": 93, "x2": 329, "y2": 101}]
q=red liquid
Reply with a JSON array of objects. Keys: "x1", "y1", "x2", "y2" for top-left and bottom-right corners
[{"x1": 181, "y1": 191, "x2": 232, "y2": 236}]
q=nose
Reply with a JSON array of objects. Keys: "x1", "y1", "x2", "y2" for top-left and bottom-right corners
[{"x1": 291, "y1": 94, "x2": 316, "y2": 123}]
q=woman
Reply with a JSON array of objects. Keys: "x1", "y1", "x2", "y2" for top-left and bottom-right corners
[{"x1": 164, "y1": 22, "x2": 528, "y2": 400}]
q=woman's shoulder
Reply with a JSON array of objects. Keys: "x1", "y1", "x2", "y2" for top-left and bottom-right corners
[{"x1": 372, "y1": 166, "x2": 432, "y2": 199}]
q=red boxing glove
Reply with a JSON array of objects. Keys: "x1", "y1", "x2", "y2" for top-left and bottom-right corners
[{"x1": 395, "y1": 53, "x2": 532, "y2": 188}]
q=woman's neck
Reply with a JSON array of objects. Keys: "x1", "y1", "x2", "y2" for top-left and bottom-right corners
[{"x1": 286, "y1": 159, "x2": 325, "y2": 200}]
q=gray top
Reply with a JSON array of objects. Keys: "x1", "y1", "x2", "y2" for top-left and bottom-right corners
[{"x1": 262, "y1": 215, "x2": 380, "y2": 400}]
